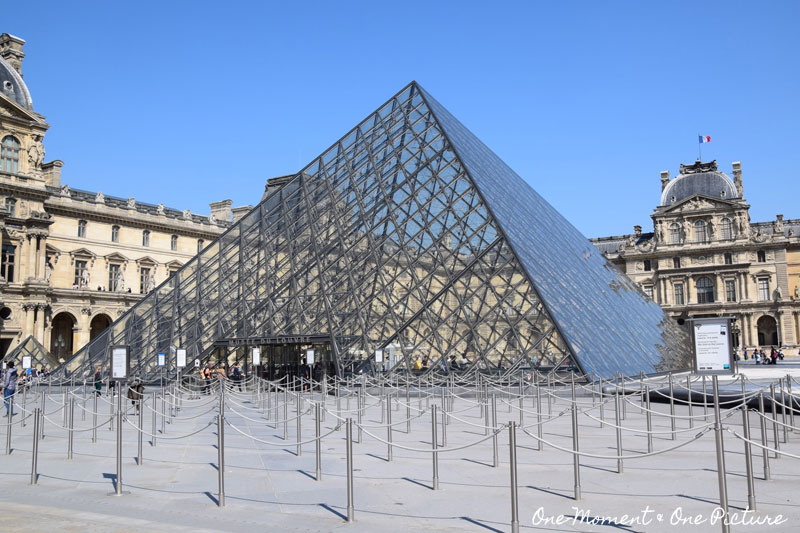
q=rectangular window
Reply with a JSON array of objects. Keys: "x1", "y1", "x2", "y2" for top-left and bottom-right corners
[
  {"x1": 673, "y1": 283, "x2": 684, "y2": 305},
  {"x1": 74, "y1": 260, "x2": 87, "y2": 287},
  {"x1": 78, "y1": 220, "x2": 87, "y2": 238},
  {"x1": 1, "y1": 243, "x2": 15, "y2": 282},
  {"x1": 142, "y1": 230, "x2": 150, "y2": 247},
  {"x1": 5, "y1": 198, "x2": 15, "y2": 217},
  {"x1": 171, "y1": 235, "x2": 178, "y2": 251},
  {"x1": 108, "y1": 264, "x2": 121, "y2": 291},
  {"x1": 111, "y1": 226, "x2": 119, "y2": 243},
  {"x1": 168, "y1": 267, "x2": 179, "y2": 287},
  {"x1": 673, "y1": 257, "x2": 681, "y2": 269},
  {"x1": 758, "y1": 278, "x2": 770, "y2": 301},
  {"x1": 724, "y1": 253, "x2": 732, "y2": 265},
  {"x1": 140, "y1": 267, "x2": 151, "y2": 293},
  {"x1": 725, "y1": 280, "x2": 736, "y2": 302},
  {"x1": 643, "y1": 285, "x2": 654, "y2": 300},
  {"x1": 757, "y1": 250, "x2": 766, "y2": 263}
]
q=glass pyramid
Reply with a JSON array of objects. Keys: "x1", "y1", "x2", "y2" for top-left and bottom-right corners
[
  {"x1": 55, "y1": 82, "x2": 692, "y2": 380},
  {"x1": 3, "y1": 335, "x2": 58, "y2": 373}
]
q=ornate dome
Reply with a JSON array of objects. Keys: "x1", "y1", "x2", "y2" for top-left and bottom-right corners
[
  {"x1": 0, "y1": 55, "x2": 33, "y2": 110},
  {"x1": 660, "y1": 160, "x2": 737, "y2": 207}
]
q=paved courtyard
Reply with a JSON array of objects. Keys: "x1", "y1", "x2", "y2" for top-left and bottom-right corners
[{"x1": 1, "y1": 367, "x2": 799, "y2": 532}]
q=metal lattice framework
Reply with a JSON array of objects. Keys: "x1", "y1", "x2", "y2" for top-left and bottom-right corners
[
  {"x1": 3, "y1": 335, "x2": 57, "y2": 372},
  {"x1": 55, "y1": 82, "x2": 691, "y2": 380}
]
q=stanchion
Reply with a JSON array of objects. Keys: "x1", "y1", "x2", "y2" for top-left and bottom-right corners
[
  {"x1": 137, "y1": 400, "x2": 143, "y2": 465},
  {"x1": 315, "y1": 403, "x2": 322, "y2": 481},
  {"x1": 386, "y1": 393, "x2": 393, "y2": 461},
  {"x1": 711, "y1": 376, "x2": 730, "y2": 533},
  {"x1": 40, "y1": 391, "x2": 46, "y2": 440},
  {"x1": 702, "y1": 375, "x2": 708, "y2": 420},
  {"x1": 346, "y1": 418, "x2": 354, "y2": 522},
  {"x1": 536, "y1": 382, "x2": 543, "y2": 451},
  {"x1": 614, "y1": 386, "x2": 623, "y2": 474},
  {"x1": 509, "y1": 421, "x2": 519, "y2": 533},
  {"x1": 30, "y1": 407, "x2": 40, "y2": 485},
  {"x1": 598, "y1": 377, "x2": 605, "y2": 428},
  {"x1": 92, "y1": 393, "x2": 98, "y2": 443},
  {"x1": 645, "y1": 385, "x2": 653, "y2": 453},
  {"x1": 151, "y1": 393, "x2": 157, "y2": 447},
  {"x1": 283, "y1": 387, "x2": 289, "y2": 439},
  {"x1": 22, "y1": 389, "x2": 28, "y2": 427},
  {"x1": 668, "y1": 373, "x2": 676, "y2": 441},
  {"x1": 740, "y1": 379, "x2": 756, "y2": 511},
  {"x1": 357, "y1": 389, "x2": 363, "y2": 443},
  {"x1": 5, "y1": 396, "x2": 12, "y2": 455},
  {"x1": 492, "y1": 394, "x2": 499, "y2": 467},
  {"x1": 787, "y1": 374, "x2": 795, "y2": 430},
  {"x1": 406, "y1": 384, "x2": 411, "y2": 434},
  {"x1": 432, "y1": 404, "x2": 439, "y2": 490},
  {"x1": 217, "y1": 412, "x2": 225, "y2": 507},
  {"x1": 110, "y1": 387, "x2": 125, "y2": 496},
  {"x1": 758, "y1": 392, "x2": 771, "y2": 480},
  {"x1": 686, "y1": 375, "x2": 694, "y2": 429},
  {"x1": 296, "y1": 395, "x2": 302, "y2": 457},
  {"x1": 67, "y1": 397, "x2": 75, "y2": 459},
  {"x1": 571, "y1": 380, "x2": 581, "y2": 501},
  {"x1": 780, "y1": 379, "x2": 788, "y2": 443},
  {"x1": 770, "y1": 384, "x2": 780, "y2": 458}
]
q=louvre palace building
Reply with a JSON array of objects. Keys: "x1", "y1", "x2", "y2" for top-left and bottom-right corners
[
  {"x1": 591, "y1": 159, "x2": 800, "y2": 353},
  {"x1": 0, "y1": 33, "x2": 249, "y2": 363}
]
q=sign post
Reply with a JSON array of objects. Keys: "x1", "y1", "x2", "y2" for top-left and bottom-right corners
[
  {"x1": 690, "y1": 317, "x2": 736, "y2": 374},
  {"x1": 252, "y1": 347, "x2": 261, "y2": 379},
  {"x1": 108, "y1": 345, "x2": 130, "y2": 496},
  {"x1": 176, "y1": 348, "x2": 186, "y2": 389},
  {"x1": 157, "y1": 353, "x2": 165, "y2": 388}
]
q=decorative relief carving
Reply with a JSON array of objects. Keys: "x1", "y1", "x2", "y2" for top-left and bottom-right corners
[
  {"x1": 127, "y1": 197, "x2": 136, "y2": 209},
  {"x1": 95, "y1": 191, "x2": 105, "y2": 204},
  {"x1": 60, "y1": 184, "x2": 71, "y2": 197},
  {"x1": 182, "y1": 209, "x2": 192, "y2": 220}
]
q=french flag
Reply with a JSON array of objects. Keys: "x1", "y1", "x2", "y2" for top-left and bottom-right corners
[{"x1": 699, "y1": 135, "x2": 712, "y2": 143}]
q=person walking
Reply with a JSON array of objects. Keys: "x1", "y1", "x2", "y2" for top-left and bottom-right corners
[
  {"x1": 93, "y1": 366, "x2": 103, "y2": 396},
  {"x1": 3, "y1": 361, "x2": 18, "y2": 417},
  {"x1": 231, "y1": 361, "x2": 243, "y2": 392}
]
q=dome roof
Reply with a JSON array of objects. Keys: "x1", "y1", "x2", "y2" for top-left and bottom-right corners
[
  {"x1": 660, "y1": 161, "x2": 737, "y2": 207},
  {"x1": 0, "y1": 56, "x2": 33, "y2": 110}
]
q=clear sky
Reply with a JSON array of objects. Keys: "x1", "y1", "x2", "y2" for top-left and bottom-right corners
[{"x1": 4, "y1": 1, "x2": 798, "y2": 238}]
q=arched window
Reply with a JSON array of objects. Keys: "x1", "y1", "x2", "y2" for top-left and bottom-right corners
[
  {"x1": 4, "y1": 198, "x2": 15, "y2": 217},
  {"x1": 142, "y1": 230, "x2": 150, "y2": 247},
  {"x1": 669, "y1": 223, "x2": 681, "y2": 244},
  {"x1": 696, "y1": 276, "x2": 714, "y2": 304},
  {"x1": 694, "y1": 220, "x2": 707, "y2": 243},
  {"x1": 111, "y1": 225, "x2": 120, "y2": 243},
  {"x1": 0, "y1": 136, "x2": 20, "y2": 174},
  {"x1": 720, "y1": 218, "x2": 733, "y2": 240},
  {"x1": 197, "y1": 239, "x2": 204, "y2": 253},
  {"x1": 78, "y1": 220, "x2": 87, "y2": 238},
  {"x1": 171, "y1": 235, "x2": 178, "y2": 251}
]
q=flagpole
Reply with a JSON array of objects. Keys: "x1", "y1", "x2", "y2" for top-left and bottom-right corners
[{"x1": 698, "y1": 133, "x2": 701, "y2": 160}]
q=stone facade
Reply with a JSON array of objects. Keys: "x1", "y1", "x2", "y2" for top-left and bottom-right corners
[
  {"x1": 0, "y1": 34, "x2": 248, "y2": 362},
  {"x1": 591, "y1": 159, "x2": 800, "y2": 353}
]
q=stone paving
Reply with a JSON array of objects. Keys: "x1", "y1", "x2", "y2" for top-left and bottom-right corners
[{"x1": 1, "y1": 368, "x2": 799, "y2": 532}]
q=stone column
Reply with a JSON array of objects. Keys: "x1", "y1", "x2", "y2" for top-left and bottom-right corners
[
  {"x1": 776, "y1": 310, "x2": 784, "y2": 346},
  {"x1": 26, "y1": 235, "x2": 36, "y2": 280},
  {"x1": 687, "y1": 277, "x2": 695, "y2": 304},
  {"x1": 23, "y1": 304, "x2": 35, "y2": 338},
  {"x1": 748, "y1": 313, "x2": 759, "y2": 348},
  {"x1": 77, "y1": 307, "x2": 92, "y2": 352},
  {"x1": 34, "y1": 304, "x2": 46, "y2": 343},
  {"x1": 37, "y1": 235, "x2": 47, "y2": 279}
]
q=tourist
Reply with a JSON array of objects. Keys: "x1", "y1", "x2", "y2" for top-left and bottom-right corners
[
  {"x1": 231, "y1": 361, "x2": 243, "y2": 391},
  {"x1": 94, "y1": 366, "x2": 103, "y2": 396},
  {"x1": 202, "y1": 364, "x2": 212, "y2": 394},
  {"x1": 127, "y1": 379, "x2": 144, "y2": 413},
  {"x1": 2, "y1": 361, "x2": 17, "y2": 416},
  {"x1": 743, "y1": 347, "x2": 748, "y2": 360}
]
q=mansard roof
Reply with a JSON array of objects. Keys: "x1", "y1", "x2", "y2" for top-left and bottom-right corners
[{"x1": 660, "y1": 160, "x2": 738, "y2": 207}]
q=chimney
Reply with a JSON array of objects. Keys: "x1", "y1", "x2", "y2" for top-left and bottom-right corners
[
  {"x1": 231, "y1": 206, "x2": 253, "y2": 223},
  {"x1": 634, "y1": 225, "x2": 642, "y2": 237},
  {"x1": 0, "y1": 34, "x2": 25, "y2": 74},
  {"x1": 732, "y1": 161, "x2": 743, "y2": 196},
  {"x1": 209, "y1": 199, "x2": 232, "y2": 222},
  {"x1": 41, "y1": 160, "x2": 64, "y2": 187},
  {"x1": 660, "y1": 170, "x2": 670, "y2": 192}
]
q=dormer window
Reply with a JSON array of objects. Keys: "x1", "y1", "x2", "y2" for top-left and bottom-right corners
[{"x1": 0, "y1": 136, "x2": 20, "y2": 174}]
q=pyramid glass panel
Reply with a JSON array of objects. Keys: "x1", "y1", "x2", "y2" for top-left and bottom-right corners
[
  {"x1": 3, "y1": 335, "x2": 57, "y2": 372},
  {"x1": 55, "y1": 82, "x2": 691, "y2": 380}
]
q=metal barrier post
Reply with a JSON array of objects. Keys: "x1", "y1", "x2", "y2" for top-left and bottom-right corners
[
  {"x1": 217, "y1": 413, "x2": 225, "y2": 507},
  {"x1": 113, "y1": 388, "x2": 123, "y2": 496},
  {"x1": 283, "y1": 387, "x2": 289, "y2": 439},
  {"x1": 30, "y1": 407, "x2": 40, "y2": 485},
  {"x1": 759, "y1": 392, "x2": 770, "y2": 480},
  {"x1": 547, "y1": 374, "x2": 552, "y2": 416},
  {"x1": 441, "y1": 402, "x2": 447, "y2": 448},
  {"x1": 687, "y1": 375, "x2": 694, "y2": 429},
  {"x1": 109, "y1": 387, "x2": 114, "y2": 432},
  {"x1": 668, "y1": 373, "x2": 676, "y2": 440},
  {"x1": 571, "y1": 380, "x2": 581, "y2": 501},
  {"x1": 614, "y1": 386, "x2": 623, "y2": 473},
  {"x1": 740, "y1": 379, "x2": 756, "y2": 511},
  {"x1": 536, "y1": 382, "x2": 543, "y2": 451},
  {"x1": 161, "y1": 390, "x2": 167, "y2": 434},
  {"x1": 151, "y1": 393, "x2": 157, "y2": 447},
  {"x1": 518, "y1": 396, "x2": 524, "y2": 426},
  {"x1": 702, "y1": 375, "x2": 708, "y2": 420},
  {"x1": 787, "y1": 374, "x2": 795, "y2": 430},
  {"x1": 619, "y1": 373, "x2": 627, "y2": 420},
  {"x1": 780, "y1": 378, "x2": 788, "y2": 443},
  {"x1": 770, "y1": 384, "x2": 780, "y2": 458},
  {"x1": 297, "y1": 394, "x2": 302, "y2": 457},
  {"x1": 357, "y1": 388, "x2": 363, "y2": 443},
  {"x1": 711, "y1": 375, "x2": 730, "y2": 533},
  {"x1": 5, "y1": 396, "x2": 12, "y2": 455},
  {"x1": 67, "y1": 397, "x2": 75, "y2": 459},
  {"x1": 137, "y1": 399, "x2": 143, "y2": 465},
  {"x1": 598, "y1": 378, "x2": 605, "y2": 428},
  {"x1": 645, "y1": 385, "x2": 653, "y2": 453},
  {"x1": 509, "y1": 421, "x2": 519, "y2": 533},
  {"x1": 315, "y1": 403, "x2": 322, "y2": 481},
  {"x1": 432, "y1": 404, "x2": 439, "y2": 490},
  {"x1": 406, "y1": 383, "x2": 411, "y2": 434},
  {"x1": 92, "y1": 392, "x2": 98, "y2": 443},
  {"x1": 386, "y1": 393, "x2": 393, "y2": 461},
  {"x1": 492, "y1": 394, "x2": 498, "y2": 467},
  {"x1": 346, "y1": 418, "x2": 354, "y2": 522}
]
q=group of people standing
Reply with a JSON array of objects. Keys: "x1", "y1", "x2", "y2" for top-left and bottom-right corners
[
  {"x1": 199, "y1": 361, "x2": 245, "y2": 393},
  {"x1": 742, "y1": 347, "x2": 784, "y2": 365}
]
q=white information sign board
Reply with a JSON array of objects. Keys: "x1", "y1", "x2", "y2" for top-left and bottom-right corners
[
  {"x1": 306, "y1": 349, "x2": 315, "y2": 366},
  {"x1": 111, "y1": 346, "x2": 129, "y2": 380},
  {"x1": 176, "y1": 348, "x2": 187, "y2": 368},
  {"x1": 692, "y1": 317, "x2": 734, "y2": 373},
  {"x1": 375, "y1": 349, "x2": 383, "y2": 363},
  {"x1": 252, "y1": 347, "x2": 261, "y2": 366},
  {"x1": 22, "y1": 356, "x2": 31, "y2": 370},
  {"x1": 157, "y1": 353, "x2": 166, "y2": 367},
  {"x1": 194, "y1": 358, "x2": 200, "y2": 368}
]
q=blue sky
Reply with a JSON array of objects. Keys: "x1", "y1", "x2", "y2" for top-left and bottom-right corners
[{"x1": 5, "y1": 1, "x2": 798, "y2": 237}]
